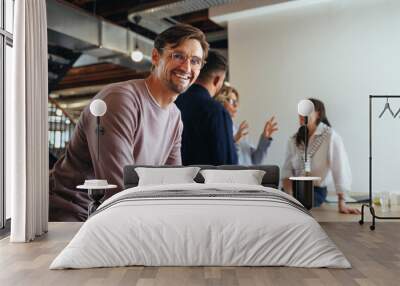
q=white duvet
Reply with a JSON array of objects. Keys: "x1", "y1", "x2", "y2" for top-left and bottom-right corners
[{"x1": 50, "y1": 183, "x2": 351, "y2": 269}]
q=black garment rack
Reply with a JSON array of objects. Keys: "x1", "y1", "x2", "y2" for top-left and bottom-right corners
[{"x1": 359, "y1": 95, "x2": 400, "y2": 230}]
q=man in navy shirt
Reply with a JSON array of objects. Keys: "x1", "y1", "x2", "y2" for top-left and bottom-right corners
[{"x1": 175, "y1": 51, "x2": 238, "y2": 165}]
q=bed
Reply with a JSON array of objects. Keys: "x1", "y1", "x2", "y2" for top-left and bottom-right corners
[{"x1": 50, "y1": 165, "x2": 350, "y2": 269}]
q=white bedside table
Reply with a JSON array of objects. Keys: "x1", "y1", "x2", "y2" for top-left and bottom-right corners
[{"x1": 77, "y1": 181, "x2": 117, "y2": 217}]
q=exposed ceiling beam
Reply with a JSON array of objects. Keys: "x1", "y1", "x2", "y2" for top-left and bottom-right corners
[
  {"x1": 50, "y1": 84, "x2": 107, "y2": 98},
  {"x1": 172, "y1": 9, "x2": 209, "y2": 24},
  {"x1": 55, "y1": 63, "x2": 150, "y2": 90},
  {"x1": 96, "y1": 0, "x2": 181, "y2": 17},
  {"x1": 210, "y1": 0, "x2": 331, "y2": 24}
]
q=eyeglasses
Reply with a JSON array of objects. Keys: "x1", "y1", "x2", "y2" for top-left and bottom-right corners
[
  {"x1": 227, "y1": 98, "x2": 238, "y2": 106},
  {"x1": 161, "y1": 49, "x2": 206, "y2": 70}
]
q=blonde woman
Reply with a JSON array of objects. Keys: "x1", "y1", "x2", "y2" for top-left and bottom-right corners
[{"x1": 215, "y1": 85, "x2": 278, "y2": 165}]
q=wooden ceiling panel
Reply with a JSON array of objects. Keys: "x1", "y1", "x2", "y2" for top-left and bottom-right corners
[{"x1": 55, "y1": 63, "x2": 150, "y2": 90}]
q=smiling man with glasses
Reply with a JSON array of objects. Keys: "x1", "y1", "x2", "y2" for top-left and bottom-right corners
[{"x1": 49, "y1": 24, "x2": 209, "y2": 221}]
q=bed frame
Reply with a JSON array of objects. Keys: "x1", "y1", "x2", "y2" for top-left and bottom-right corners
[{"x1": 123, "y1": 165, "x2": 280, "y2": 189}]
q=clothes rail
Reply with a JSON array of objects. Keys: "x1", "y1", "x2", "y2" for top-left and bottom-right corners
[{"x1": 359, "y1": 95, "x2": 400, "y2": 230}]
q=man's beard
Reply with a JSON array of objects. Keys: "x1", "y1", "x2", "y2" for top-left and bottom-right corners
[{"x1": 165, "y1": 77, "x2": 191, "y2": 94}]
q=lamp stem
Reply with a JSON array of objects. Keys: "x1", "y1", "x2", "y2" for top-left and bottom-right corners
[
  {"x1": 96, "y1": 116, "x2": 100, "y2": 161},
  {"x1": 304, "y1": 117, "x2": 309, "y2": 176}
]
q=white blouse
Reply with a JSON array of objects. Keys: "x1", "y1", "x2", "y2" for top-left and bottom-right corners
[{"x1": 281, "y1": 123, "x2": 352, "y2": 194}]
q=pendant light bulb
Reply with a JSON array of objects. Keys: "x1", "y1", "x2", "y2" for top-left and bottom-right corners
[{"x1": 131, "y1": 49, "x2": 143, "y2": 62}]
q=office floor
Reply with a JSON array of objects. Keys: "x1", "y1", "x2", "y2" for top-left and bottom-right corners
[{"x1": 0, "y1": 205, "x2": 399, "y2": 286}]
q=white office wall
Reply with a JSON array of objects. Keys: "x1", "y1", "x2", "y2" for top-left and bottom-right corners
[{"x1": 228, "y1": 0, "x2": 400, "y2": 194}]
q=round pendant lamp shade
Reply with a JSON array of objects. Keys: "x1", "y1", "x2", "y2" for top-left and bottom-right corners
[
  {"x1": 297, "y1": 99, "x2": 315, "y2": 116},
  {"x1": 90, "y1": 99, "x2": 107, "y2": 117}
]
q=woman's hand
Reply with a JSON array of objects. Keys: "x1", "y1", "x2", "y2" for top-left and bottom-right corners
[
  {"x1": 234, "y1": 121, "x2": 249, "y2": 143},
  {"x1": 263, "y1": 116, "x2": 278, "y2": 139},
  {"x1": 338, "y1": 195, "x2": 361, "y2": 214}
]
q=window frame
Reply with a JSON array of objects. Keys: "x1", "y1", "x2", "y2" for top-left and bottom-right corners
[{"x1": 0, "y1": 0, "x2": 13, "y2": 230}]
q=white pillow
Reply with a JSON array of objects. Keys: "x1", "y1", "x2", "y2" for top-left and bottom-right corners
[
  {"x1": 200, "y1": 169, "x2": 266, "y2": 185},
  {"x1": 135, "y1": 167, "x2": 200, "y2": 186}
]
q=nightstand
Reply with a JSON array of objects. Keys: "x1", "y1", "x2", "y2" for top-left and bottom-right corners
[
  {"x1": 77, "y1": 181, "x2": 117, "y2": 217},
  {"x1": 289, "y1": 176, "x2": 321, "y2": 210}
]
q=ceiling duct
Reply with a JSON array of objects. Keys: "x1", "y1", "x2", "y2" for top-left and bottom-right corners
[
  {"x1": 47, "y1": 0, "x2": 153, "y2": 70},
  {"x1": 128, "y1": 0, "x2": 239, "y2": 34}
]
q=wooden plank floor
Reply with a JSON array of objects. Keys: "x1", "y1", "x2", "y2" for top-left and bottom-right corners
[
  {"x1": 1, "y1": 207, "x2": 399, "y2": 286},
  {"x1": 311, "y1": 203, "x2": 400, "y2": 222}
]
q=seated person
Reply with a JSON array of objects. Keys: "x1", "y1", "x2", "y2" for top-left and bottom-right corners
[
  {"x1": 49, "y1": 24, "x2": 209, "y2": 221},
  {"x1": 215, "y1": 85, "x2": 278, "y2": 165},
  {"x1": 175, "y1": 51, "x2": 237, "y2": 165},
  {"x1": 281, "y1": 98, "x2": 360, "y2": 214}
]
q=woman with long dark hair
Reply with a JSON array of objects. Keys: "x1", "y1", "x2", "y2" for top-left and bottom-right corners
[{"x1": 282, "y1": 98, "x2": 360, "y2": 214}]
